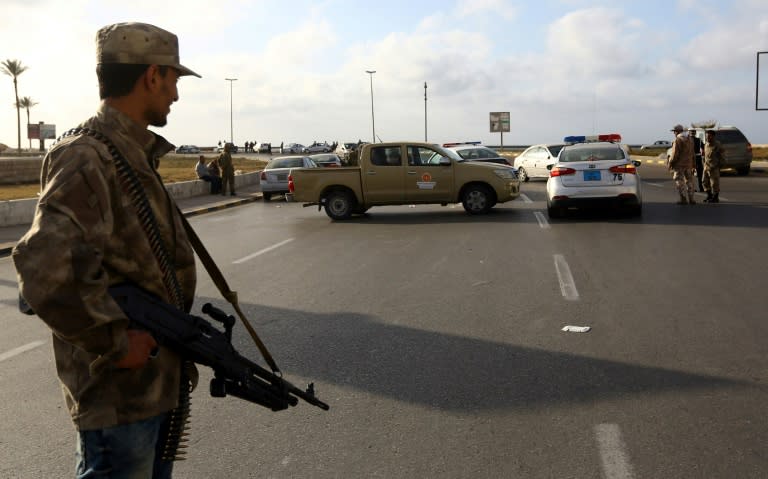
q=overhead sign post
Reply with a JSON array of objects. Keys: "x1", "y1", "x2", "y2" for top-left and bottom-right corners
[{"x1": 489, "y1": 112, "x2": 510, "y2": 151}]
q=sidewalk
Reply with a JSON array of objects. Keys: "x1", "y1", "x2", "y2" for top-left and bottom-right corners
[{"x1": 0, "y1": 183, "x2": 263, "y2": 258}]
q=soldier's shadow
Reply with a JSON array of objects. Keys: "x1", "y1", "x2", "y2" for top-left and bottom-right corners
[{"x1": 198, "y1": 299, "x2": 751, "y2": 412}]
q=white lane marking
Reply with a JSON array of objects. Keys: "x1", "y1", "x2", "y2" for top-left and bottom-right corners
[
  {"x1": 644, "y1": 182, "x2": 664, "y2": 188},
  {"x1": 0, "y1": 340, "x2": 46, "y2": 363},
  {"x1": 233, "y1": 238, "x2": 295, "y2": 264},
  {"x1": 533, "y1": 211, "x2": 550, "y2": 229},
  {"x1": 595, "y1": 424, "x2": 636, "y2": 479},
  {"x1": 520, "y1": 194, "x2": 533, "y2": 203},
  {"x1": 553, "y1": 254, "x2": 579, "y2": 301}
]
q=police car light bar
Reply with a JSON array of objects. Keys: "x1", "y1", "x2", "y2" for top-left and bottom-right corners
[
  {"x1": 563, "y1": 134, "x2": 622, "y2": 144},
  {"x1": 442, "y1": 141, "x2": 482, "y2": 147}
]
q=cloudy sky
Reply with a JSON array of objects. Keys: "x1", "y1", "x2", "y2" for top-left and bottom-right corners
[{"x1": 1, "y1": 0, "x2": 767, "y2": 150}]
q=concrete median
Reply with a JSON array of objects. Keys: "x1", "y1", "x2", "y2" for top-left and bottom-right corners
[{"x1": 0, "y1": 171, "x2": 261, "y2": 227}]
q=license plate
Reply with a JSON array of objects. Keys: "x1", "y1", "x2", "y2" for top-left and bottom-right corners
[{"x1": 583, "y1": 170, "x2": 601, "y2": 181}]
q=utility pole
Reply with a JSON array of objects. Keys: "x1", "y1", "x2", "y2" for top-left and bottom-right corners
[
  {"x1": 424, "y1": 81, "x2": 428, "y2": 142},
  {"x1": 366, "y1": 70, "x2": 376, "y2": 143},
  {"x1": 225, "y1": 78, "x2": 238, "y2": 144}
]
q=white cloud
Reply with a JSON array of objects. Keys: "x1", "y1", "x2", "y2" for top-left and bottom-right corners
[{"x1": 454, "y1": 0, "x2": 518, "y2": 20}]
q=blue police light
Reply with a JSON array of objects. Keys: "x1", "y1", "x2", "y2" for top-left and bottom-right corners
[{"x1": 563, "y1": 134, "x2": 622, "y2": 144}]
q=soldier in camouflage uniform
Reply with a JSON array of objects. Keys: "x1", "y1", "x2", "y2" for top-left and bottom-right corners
[
  {"x1": 703, "y1": 129, "x2": 725, "y2": 203},
  {"x1": 12, "y1": 22, "x2": 200, "y2": 478},
  {"x1": 218, "y1": 142, "x2": 236, "y2": 196},
  {"x1": 667, "y1": 124, "x2": 696, "y2": 205}
]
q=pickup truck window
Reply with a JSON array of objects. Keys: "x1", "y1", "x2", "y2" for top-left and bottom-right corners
[{"x1": 371, "y1": 146, "x2": 402, "y2": 166}]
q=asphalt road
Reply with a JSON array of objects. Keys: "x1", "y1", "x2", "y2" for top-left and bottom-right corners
[{"x1": 1, "y1": 162, "x2": 767, "y2": 478}]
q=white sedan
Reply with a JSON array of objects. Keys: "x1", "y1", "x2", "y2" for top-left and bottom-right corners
[
  {"x1": 513, "y1": 143, "x2": 566, "y2": 181},
  {"x1": 546, "y1": 139, "x2": 642, "y2": 218}
]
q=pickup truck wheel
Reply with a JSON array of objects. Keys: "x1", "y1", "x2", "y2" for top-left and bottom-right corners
[
  {"x1": 262, "y1": 192, "x2": 272, "y2": 201},
  {"x1": 324, "y1": 191, "x2": 354, "y2": 220},
  {"x1": 462, "y1": 185, "x2": 493, "y2": 215}
]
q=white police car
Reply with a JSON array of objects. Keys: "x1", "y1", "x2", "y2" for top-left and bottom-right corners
[{"x1": 546, "y1": 134, "x2": 642, "y2": 218}]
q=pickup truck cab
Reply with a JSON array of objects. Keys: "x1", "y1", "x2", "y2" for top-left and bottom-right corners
[{"x1": 287, "y1": 142, "x2": 520, "y2": 220}]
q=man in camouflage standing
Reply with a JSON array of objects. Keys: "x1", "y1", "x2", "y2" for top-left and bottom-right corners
[
  {"x1": 218, "y1": 142, "x2": 236, "y2": 196},
  {"x1": 667, "y1": 124, "x2": 696, "y2": 205},
  {"x1": 702, "y1": 129, "x2": 725, "y2": 203},
  {"x1": 13, "y1": 22, "x2": 200, "y2": 478}
]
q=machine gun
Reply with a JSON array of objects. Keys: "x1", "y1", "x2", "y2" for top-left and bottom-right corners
[{"x1": 109, "y1": 283, "x2": 329, "y2": 412}]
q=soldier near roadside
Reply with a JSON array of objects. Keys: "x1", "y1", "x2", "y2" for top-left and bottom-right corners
[
  {"x1": 12, "y1": 22, "x2": 200, "y2": 478},
  {"x1": 667, "y1": 124, "x2": 696, "y2": 205},
  {"x1": 218, "y1": 142, "x2": 236, "y2": 196},
  {"x1": 702, "y1": 129, "x2": 725, "y2": 203}
]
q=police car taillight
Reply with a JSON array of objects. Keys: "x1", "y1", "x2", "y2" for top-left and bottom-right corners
[
  {"x1": 550, "y1": 167, "x2": 576, "y2": 177},
  {"x1": 609, "y1": 164, "x2": 637, "y2": 174}
]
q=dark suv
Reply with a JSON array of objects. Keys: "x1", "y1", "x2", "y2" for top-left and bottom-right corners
[{"x1": 690, "y1": 126, "x2": 753, "y2": 175}]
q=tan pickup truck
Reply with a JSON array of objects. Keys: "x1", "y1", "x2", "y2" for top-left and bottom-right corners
[{"x1": 287, "y1": 142, "x2": 520, "y2": 220}]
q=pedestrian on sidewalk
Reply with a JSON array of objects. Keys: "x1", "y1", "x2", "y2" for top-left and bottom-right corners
[
  {"x1": 702, "y1": 129, "x2": 725, "y2": 203},
  {"x1": 667, "y1": 124, "x2": 696, "y2": 205},
  {"x1": 12, "y1": 22, "x2": 201, "y2": 478}
]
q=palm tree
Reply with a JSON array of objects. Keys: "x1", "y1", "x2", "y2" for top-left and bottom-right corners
[
  {"x1": 1, "y1": 59, "x2": 29, "y2": 155},
  {"x1": 16, "y1": 96, "x2": 38, "y2": 150}
]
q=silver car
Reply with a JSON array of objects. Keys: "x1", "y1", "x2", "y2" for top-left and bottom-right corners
[
  {"x1": 260, "y1": 156, "x2": 317, "y2": 201},
  {"x1": 546, "y1": 141, "x2": 642, "y2": 218},
  {"x1": 513, "y1": 143, "x2": 566, "y2": 181}
]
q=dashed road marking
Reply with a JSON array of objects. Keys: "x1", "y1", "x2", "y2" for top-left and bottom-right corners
[
  {"x1": 520, "y1": 194, "x2": 533, "y2": 204},
  {"x1": 0, "y1": 340, "x2": 46, "y2": 363},
  {"x1": 233, "y1": 238, "x2": 295, "y2": 264},
  {"x1": 553, "y1": 254, "x2": 579, "y2": 301},
  {"x1": 533, "y1": 211, "x2": 550, "y2": 229},
  {"x1": 595, "y1": 423, "x2": 636, "y2": 479}
]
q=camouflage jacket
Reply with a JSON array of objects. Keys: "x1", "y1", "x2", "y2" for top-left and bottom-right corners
[
  {"x1": 218, "y1": 151, "x2": 234, "y2": 173},
  {"x1": 12, "y1": 104, "x2": 197, "y2": 431},
  {"x1": 704, "y1": 140, "x2": 725, "y2": 170},
  {"x1": 668, "y1": 133, "x2": 694, "y2": 170}
]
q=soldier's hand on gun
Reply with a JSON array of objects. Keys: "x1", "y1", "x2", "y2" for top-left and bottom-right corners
[{"x1": 115, "y1": 330, "x2": 158, "y2": 369}]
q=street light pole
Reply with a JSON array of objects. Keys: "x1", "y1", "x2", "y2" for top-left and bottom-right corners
[
  {"x1": 366, "y1": 70, "x2": 376, "y2": 143},
  {"x1": 225, "y1": 78, "x2": 238, "y2": 144},
  {"x1": 424, "y1": 81, "x2": 428, "y2": 142}
]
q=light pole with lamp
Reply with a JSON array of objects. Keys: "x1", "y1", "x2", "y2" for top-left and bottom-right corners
[
  {"x1": 225, "y1": 78, "x2": 237, "y2": 145},
  {"x1": 365, "y1": 70, "x2": 376, "y2": 143},
  {"x1": 424, "y1": 81, "x2": 428, "y2": 142}
]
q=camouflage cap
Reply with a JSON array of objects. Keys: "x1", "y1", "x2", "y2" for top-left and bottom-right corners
[{"x1": 96, "y1": 22, "x2": 201, "y2": 78}]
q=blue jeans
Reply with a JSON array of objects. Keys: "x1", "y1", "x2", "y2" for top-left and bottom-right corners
[{"x1": 75, "y1": 413, "x2": 173, "y2": 479}]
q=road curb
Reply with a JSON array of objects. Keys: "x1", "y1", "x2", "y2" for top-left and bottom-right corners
[{"x1": 0, "y1": 193, "x2": 263, "y2": 259}]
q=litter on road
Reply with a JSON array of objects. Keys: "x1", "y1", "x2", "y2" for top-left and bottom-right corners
[{"x1": 562, "y1": 325, "x2": 591, "y2": 333}]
